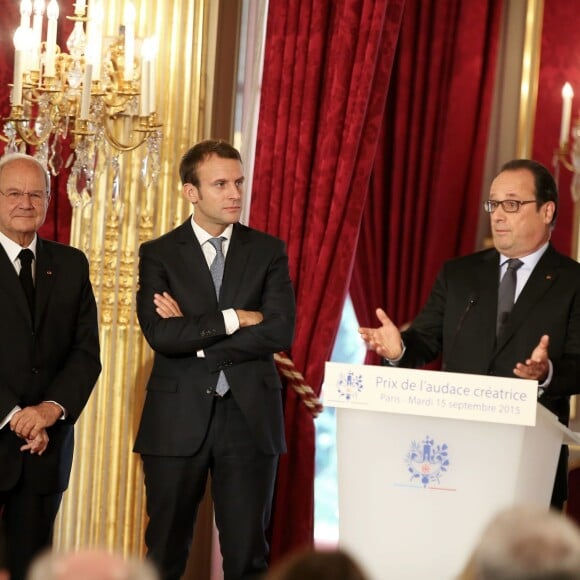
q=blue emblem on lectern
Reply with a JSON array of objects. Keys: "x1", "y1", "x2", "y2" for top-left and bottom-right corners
[
  {"x1": 336, "y1": 370, "x2": 364, "y2": 400},
  {"x1": 405, "y1": 436, "x2": 450, "y2": 487}
]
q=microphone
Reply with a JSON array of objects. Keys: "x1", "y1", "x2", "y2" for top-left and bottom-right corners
[
  {"x1": 457, "y1": 295, "x2": 478, "y2": 329},
  {"x1": 443, "y1": 294, "x2": 478, "y2": 371}
]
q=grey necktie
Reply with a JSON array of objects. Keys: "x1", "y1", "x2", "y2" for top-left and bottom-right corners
[
  {"x1": 497, "y1": 258, "x2": 523, "y2": 336},
  {"x1": 18, "y1": 249, "x2": 35, "y2": 317},
  {"x1": 208, "y1": 237, "x2": 229, "y2": 396},
  {"x1": 208, "y1": 237, "x2": 225, "y2": 297}
]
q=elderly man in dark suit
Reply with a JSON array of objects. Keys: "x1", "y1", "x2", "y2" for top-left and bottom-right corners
[
  {"x1": 360, "y1": 158, "x2": 580, "y2": 510},
  {"x1": 0, "y1": 153, "x2": 101, "y2": 580},
  {"x1": 135, "y1": 140, "x2": 296, "y2": 580}
]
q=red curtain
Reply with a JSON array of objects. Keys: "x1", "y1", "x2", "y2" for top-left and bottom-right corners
[
  {"x1": 531, "y1": 1, "x2": 580, "y2": 255},
  {"x1": 0, "y1": 0, "x2": 73, "y2": 243},
  {"x1": 350, "y1": 0, "x2": 504, "y2": 351},
  {"x1": 250, "y1": 0, "x2": 406, "y2": 561},
  {"x1": 0, "y1": 1, "x2": 18, "y2": 120}
]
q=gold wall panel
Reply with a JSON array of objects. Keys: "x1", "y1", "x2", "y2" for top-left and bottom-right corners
[
  {"x1": 517, "y1": 0, "x2": 543, "y2": 158},
  {"x1": 54, "y1": 0, "x2": 211, "y2": 555}
]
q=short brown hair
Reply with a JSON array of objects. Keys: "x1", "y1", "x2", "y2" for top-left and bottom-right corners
[{"x1": 179, "y1": 140, "x2": 242, "y2": 187}]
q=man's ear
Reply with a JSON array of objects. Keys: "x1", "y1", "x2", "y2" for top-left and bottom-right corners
[
  {"x1": 183, "y1": 183, "x2": 198, "y2": 204},
  {"x1": 544, "y1": 201, "x2": 555, "y2": 224}
]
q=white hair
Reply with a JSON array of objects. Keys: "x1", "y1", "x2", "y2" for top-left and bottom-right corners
[
  {"x1": 26, "y1": 549, "x2": 159, "y2": 580},
  {"x1": 470, "y1": 505, "x2": 580, "y2": 579}
]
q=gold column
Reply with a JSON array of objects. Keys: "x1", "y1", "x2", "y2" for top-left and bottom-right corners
[
  {"x1": 54, "y1": 0, "x2": 211, "y2": 554},
  {"x1": 516, "y1": 0, "x2": 544, "y2": 158}
]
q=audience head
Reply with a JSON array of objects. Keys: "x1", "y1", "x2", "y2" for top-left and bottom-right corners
[
  {"x1": 26, "y1": 548, "x2": 159, "y2": 580},
  {"x1": 266, "y1": 548, "x2": 369, "y2": 580},
  {"x1": 462, "y1": 504, "x2": 580, "y2": 579}
]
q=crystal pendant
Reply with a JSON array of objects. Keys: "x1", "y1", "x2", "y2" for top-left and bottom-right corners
[
  {"x1": 48, "y1": 135, "x2": 63, "y2": 176},
  {"x1": 66, "y1": 21, "x2": 86, "y2": 60},
  {"x1": 3, "y1": 122, "x2": 19, "y2": 154},
  {"x1": 111, "y1": 154, "x2": 121, "y2": 203},
  {"x1": 67, "y1": 139, "x2": 95, "y2": 207}
]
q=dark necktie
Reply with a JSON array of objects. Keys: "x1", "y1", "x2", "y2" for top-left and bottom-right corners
[
  {"x1": 18, "y1": 248, "x2": 35, "y2": 317},
  {"x1": 208, "y1": 237, "x2": 229, "y2": 396},
  {"x1": 497, "y1": 258, "x2": 523, "y2": 336}
]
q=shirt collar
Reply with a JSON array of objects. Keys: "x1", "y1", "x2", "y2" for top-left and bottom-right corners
[
  {"x1": 190, "y1": 218, "x2": 233, "y2": 246},
  {"x1": 0, "y1": 230, "x2": 37, "y2": 264},
  {"x1": 499, "y1": 241, "x2": 549, "y2": 270}
]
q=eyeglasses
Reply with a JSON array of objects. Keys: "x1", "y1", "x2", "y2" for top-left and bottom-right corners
[
  {"x1": 0, "y1": 189, "x2": 48, "y2": 204},
  {"x1": 483, "y1": 199, "x2": 537, "y2": 213}
]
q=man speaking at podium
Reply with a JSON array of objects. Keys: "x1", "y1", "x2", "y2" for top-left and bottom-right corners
[{"x1": 359, "y1": 158, "x2": 580, "y2": 509}]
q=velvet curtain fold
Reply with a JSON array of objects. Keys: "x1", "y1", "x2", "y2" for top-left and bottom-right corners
[
  {"x1": 350, "y1": 0, "x2": 504, "y2": 352},
  {"x1": 0, "y1": 2, "x2": 17, "y2": 122},
  {"x1": 250, "y1": 0, "x2": 405, "y2": 560}
]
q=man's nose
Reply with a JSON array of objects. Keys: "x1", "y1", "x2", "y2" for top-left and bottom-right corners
[
  {"x1": 229, "y1": 184, "x2": 242, "y2": 198},
  {"x1": 492, "y1": 206, "x2": 507, "y2": 220},
  {"x1": 20, "y1": 193, "x2": 36, "y2": 207}
]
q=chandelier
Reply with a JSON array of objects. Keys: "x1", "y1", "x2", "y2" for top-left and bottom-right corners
[
  {"x1": 3, "y1": 0, "x2": 162, "y2": 206},
  {"x1": 554, "y1": 82, "x2": 580, "y2": 200}
]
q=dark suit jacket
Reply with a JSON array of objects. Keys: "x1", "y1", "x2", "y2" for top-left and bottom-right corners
[
  {"x1": 0, "y1": 238, "x2": 101, "y2": 494},
  {"x1": 400, "y1": 244, "x2": 580, "y2": 426},
  {"x1": 134, "y1": 220, "x2": 296, "y2": 457}
]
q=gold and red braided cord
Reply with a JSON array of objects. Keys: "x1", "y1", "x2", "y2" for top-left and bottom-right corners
[{"x1": 274, "y1": 351, "x2": 323, "y2": 417}]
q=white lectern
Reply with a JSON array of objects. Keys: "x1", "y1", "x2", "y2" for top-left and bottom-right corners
[{"x1": 323, "y1": 362, "x2": 580, "y2": 580}]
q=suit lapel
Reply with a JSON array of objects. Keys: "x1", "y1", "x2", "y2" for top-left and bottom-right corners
[
  {"x1": 472, "y1": 250, "x2": 501, "y2": 358},
  {"x1": 0, "y1": 244, "x2": 31, "y2": 321},
  {"x1": 220, "y1": 223, "x2": 251, "y2": 306},
  {"x1": 34, "y1": 238, "x2": 56, "y2": 327},
  {"x1": 175, "y1": 220, "x2": 217, "y2": 300}
]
